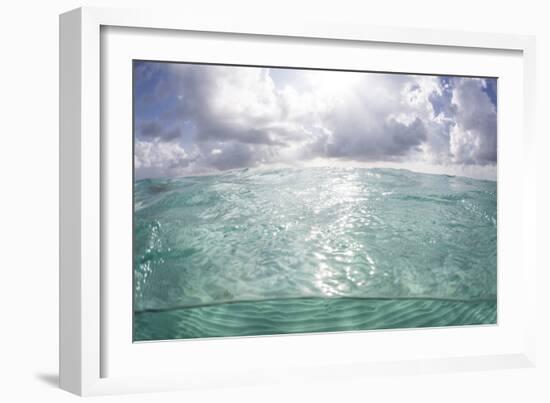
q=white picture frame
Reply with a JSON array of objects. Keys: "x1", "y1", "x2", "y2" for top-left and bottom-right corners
[{"x1": 59, "y1": 6, "x2": 537, "y2": 396}]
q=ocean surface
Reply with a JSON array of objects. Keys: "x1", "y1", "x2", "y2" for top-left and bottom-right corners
[{"x1": 133, "y1": 167, "x2": 497, "y2": 341}]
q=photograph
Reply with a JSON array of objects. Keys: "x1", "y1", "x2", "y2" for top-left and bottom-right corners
[{"x1": 132, "y1": 61, "x2": 497, "y2": 341}]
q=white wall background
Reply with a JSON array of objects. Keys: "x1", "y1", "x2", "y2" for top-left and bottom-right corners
[{"x1": 0, "y1": 0, "x2": 548, "y2": 402}]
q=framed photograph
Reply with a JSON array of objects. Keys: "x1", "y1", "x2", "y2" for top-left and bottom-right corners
[{"x1": 60, "y1": 6, "x2": 537, "y2": 396}]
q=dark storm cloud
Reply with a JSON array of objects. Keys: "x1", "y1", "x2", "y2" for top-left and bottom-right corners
[
  {"x1": 139, "y1": 120, "x2": 162, "y2": 138},
  {"x1": 324, "y1": 118, "x2": 427, "y2": 161},
  {"x1": 137, "y1": 120, "x2": 182, "y2": 142}
]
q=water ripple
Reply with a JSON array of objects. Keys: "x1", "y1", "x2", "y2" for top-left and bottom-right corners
[{"x1": 134, "y1": 167, "x2": 497, "y2": 338}]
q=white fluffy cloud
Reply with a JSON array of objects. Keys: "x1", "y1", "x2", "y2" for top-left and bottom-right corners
[
  {"x1": 134, "y1": 140, "x2": 192, "y2": 178},
  {"x1": 134, "y1": 62, "x2": 497, "y2": 179}
]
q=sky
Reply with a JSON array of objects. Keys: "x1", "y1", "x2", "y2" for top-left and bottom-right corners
[{"x1": 134, "y1": 61, "x2": 497, "y2": 180}]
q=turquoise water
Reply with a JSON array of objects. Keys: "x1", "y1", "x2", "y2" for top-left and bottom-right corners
[{"x1": 133, "y1": 167, "x2": 497, "y2": 341}]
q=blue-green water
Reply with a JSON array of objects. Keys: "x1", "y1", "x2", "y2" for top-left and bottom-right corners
[{"x1": 134, "y1": 167, "x2": 497, "y2": 341}]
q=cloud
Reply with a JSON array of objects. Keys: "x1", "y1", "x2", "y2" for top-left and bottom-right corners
[
  {"x1": 138, "y1": 120, "x2": 181, "y2": 142},
  {"x1": 449, "y1": 78, "x2": 497, "y2": 165},
  {"x1": 322, "y1": 117, "x2": 428, "y2": 160},
  {"x1": 133, "y1": 62, "x2": 497, "y2": 179},
  {"x1": 134, "y1": 140, "x2": 193, "y2": 178}
]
